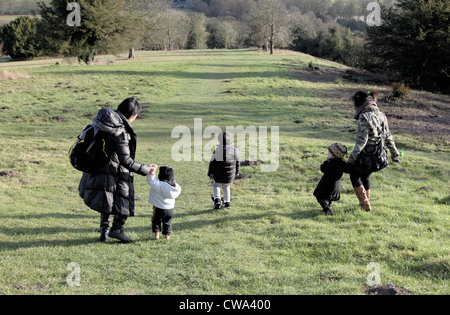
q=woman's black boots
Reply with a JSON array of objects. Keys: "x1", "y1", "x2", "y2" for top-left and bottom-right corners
[
  {"x1": 99, "y1": 213, "x2": 111, "y2": 242},
  {"x1": 100, "y1": 213, "x2": 132, "y2": 243},
  {"x1": 108, "y1": 214, "x2": 132, "y2": 243}
]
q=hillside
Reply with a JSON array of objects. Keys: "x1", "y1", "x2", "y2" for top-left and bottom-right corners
[{"x1": 0, "y1": 49, "x2": 448, "y2": 295}]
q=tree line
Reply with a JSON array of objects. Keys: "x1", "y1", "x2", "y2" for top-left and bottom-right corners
[
  {"x1": 0, "y1": 0, "x2": 381, "y2": 62},
  {"x1": 193, "y1": 0, "x2": 394, "y2": 22},
  {"x1": 0, "y1": 0, "x2": 448, "y2": 93}
]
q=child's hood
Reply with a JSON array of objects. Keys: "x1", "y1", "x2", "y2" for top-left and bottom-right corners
[{"x1": 159, "y1": 181, "x2": 182, "y2": 199}]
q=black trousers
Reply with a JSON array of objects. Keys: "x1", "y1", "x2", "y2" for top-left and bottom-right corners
[
  {"x1": 152, "y1": 207, "x2": 174, "y2": 236},
  {"x1": 316, "y1": 198, "x2": 332, "y2": 211},
  {"x1": 100, "y1": 213, "x2": 127, "y2": 232},
  {"x1": 350, "y1": 171, "x2": 371, "y2": 190}
]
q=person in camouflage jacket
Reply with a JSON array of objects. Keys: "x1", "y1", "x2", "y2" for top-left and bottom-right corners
[{"x1": 348, "y1": 91, "x2": 400, "y2": 212}]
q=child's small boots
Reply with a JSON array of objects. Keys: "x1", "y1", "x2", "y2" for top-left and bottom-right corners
[{"x1": 213, "y1": 198, "x2": 222, "y2": 209}]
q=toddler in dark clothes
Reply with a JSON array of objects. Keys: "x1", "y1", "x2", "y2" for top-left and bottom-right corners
[{"x1": 313, "y1": 143, "x2": 349, "y2": 215}]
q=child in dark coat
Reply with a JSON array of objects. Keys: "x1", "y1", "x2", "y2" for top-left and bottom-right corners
[
  {"x1": 208, "y1": 131, "x2": 240, "y2": 209},
  {"x1": 313, "y1": 143, "x2": 349, "y2": 215}
]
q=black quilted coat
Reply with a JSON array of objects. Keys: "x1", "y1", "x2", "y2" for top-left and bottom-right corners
[
  {"x1": 78, "y1": 108, "x2": 150, "y2": 217},
  {"x1": 208, "y1": 145, "x2": 240, "y2": 184},
  {"x1": 313, "y1": 158, "x2": 349, "y2": 202}
]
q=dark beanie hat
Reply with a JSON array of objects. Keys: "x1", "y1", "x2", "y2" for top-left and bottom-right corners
[{"x1": 158, "y1": 166, "x2": 175, "y2": 187}]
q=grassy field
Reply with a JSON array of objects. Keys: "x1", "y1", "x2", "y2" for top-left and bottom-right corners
[{"x1": 0, "y1": 49, "x2": 448, "y2": 295}]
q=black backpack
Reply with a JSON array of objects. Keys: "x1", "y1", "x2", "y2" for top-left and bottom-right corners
[{"x1": 69, "y1": 124, "x2": 109, "y2": 173}]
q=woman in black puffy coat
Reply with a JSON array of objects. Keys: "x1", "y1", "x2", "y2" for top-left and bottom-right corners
[{"x1": 79, "y1": 98, "x2": 150, "y2": 243}]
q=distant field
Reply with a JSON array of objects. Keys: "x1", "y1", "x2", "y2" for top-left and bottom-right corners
[
  {"x1": 0, "y1": 15, "x2": 27, "y2": 25},
  {"x1": 0, "y1": 0, "x2": 45, "y2": 15},
  {"x1": 0, "y1": 49, "x2": 448, "y2": 295}
]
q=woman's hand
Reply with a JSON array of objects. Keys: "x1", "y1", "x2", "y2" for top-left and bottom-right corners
[{"x1": 392, "y1": 156, "x2": 400, "y2": 163}]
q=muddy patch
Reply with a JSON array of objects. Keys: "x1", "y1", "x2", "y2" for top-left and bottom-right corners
[
  {"x1": 419, "y1": 187, "x2": 434, "y2": 192},
  {"x1": 235, "y1": 174, "x2": 252, "y2": 180},
  {"x1": 363, "y1": 284, "x2": 413, "y2": 295},
  {"x1": 52, "y1": 116, "x2": 65, "y2": 121},
  {"x1": 240, "y1": 160, "x2": 262, "y2": 166},
  {"x1": 0, "y1": 170, "x2": 20, "y2": 177}
]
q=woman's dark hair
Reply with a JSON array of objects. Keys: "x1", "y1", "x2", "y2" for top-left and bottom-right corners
[
  {"x1": 117, "y1": 97, "x2": 141, "y2": 119},
  {"x1": 353, "y1": 90, "x2": 378, "y2": 107}
]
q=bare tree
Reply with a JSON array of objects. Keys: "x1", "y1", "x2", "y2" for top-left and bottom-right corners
[
  {"x1": 164, "y1": 10, "x2": 190, "y2": 50},
  {"x1": 142, "y1": 9, "x2": 190, "y2": 51},
  {"x1": 124, "y1": 0, "x2": 172, "y2": 59},
  {"x1": 2, "y1": 0, "x2": 15, "y2": 14},
  {"x1": 246, "y1": 0, "x2": 293, "y2": 54},
  {"x1": 187, "y1": 13, "x2": 208, "y2": 49}
]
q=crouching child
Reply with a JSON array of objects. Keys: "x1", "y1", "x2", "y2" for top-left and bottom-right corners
[
  {"x1": 208, "y1": 131, "x2": 240, "y2": 209},
  {"x1": 147, "y1": 165, "x2": 181, "y2": 239},
  {"x1": 313, "y1": 143, "x2": 349, "y2": 215}
]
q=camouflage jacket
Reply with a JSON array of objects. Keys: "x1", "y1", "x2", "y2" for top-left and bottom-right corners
[{"x1": 348, "y1": 103, "x2": 399, "y2": 164}]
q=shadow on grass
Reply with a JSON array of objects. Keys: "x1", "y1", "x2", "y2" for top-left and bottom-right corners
[
  {"x1": 0, "y1": 212, "x2": 93, "y2": 220},
  {"x1": 0, "y1": 236, "x2": 99, "y2": 251},
  {"x1": 0, "y1": 211, "x2": 100, "y2": 251},
  {"x1": 130, "y1": 206, "x2": 321, "y2": 235},
  {"x1": 50, "y1": 69, "x2": 290, "y2": 81}
]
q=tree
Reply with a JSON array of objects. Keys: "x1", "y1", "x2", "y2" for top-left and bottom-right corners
[
  {"x1": 187, "y1": 13, "x2": 208, "y2": 49},
  {"x1": 315, "y1": 26, "x2": 364, "y2": 66},
  {"x1": 141, "y1": 9, "x2": 190, "y2": 50},
  {"x1": 124, "y1": 0, "x2": 171, "y2": 59},
  {"x1": 2, "y1": 0, "x2": 15, "y2": 14},
  {"x1": 0, "y1": 16, "x2": 42, "y2": 60},
  {"x1": 39, "y1": 0, "x2": 136, "y2": 64},
  {"x1": 365, "y1": 0, "x2": 450, "y2": 92},
  {"x1": 229, "y1": 0, "x2": 255, "y2": 19},
  {"x1": 246, "y1": 0, "x2": 293, "y2": 54},
  {"x1": 208, "y1": 0, "x2": 231, "y2": 16},
  {"x1": 207, "y1": 18, "x2": 239, "y2": 49},
  {"x1": 192, "y1": 0, "x2": 209, "y2": 13}
]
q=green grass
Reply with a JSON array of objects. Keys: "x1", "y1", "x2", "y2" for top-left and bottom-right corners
[{"x1": 0, "y1": 49, "x2": 448, "y2": 295}]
